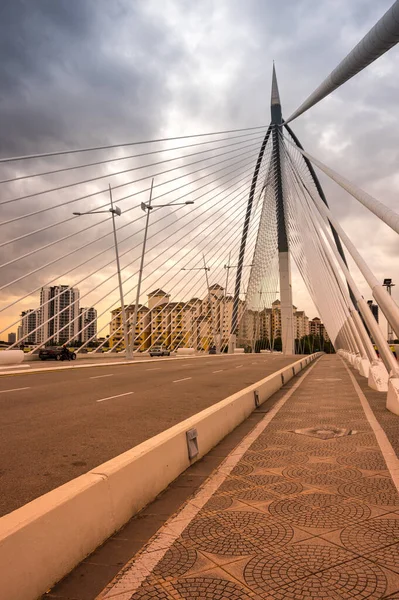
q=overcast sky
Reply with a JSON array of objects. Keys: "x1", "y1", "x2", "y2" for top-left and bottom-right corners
[{"x1": 1, "y1": 0, "x2": 398, "y2": 340}]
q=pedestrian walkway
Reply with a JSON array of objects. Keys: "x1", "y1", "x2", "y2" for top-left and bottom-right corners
[{"x1": 98, "y1": 355, "x2": 399, "y2": 600}]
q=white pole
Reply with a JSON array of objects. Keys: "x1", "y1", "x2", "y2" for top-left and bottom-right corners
[
  {"x1": 129, "y1": 178, "x2": 154, "y2": 357},
  {"x1": 309, "y1": 196, "x2": 399, "y2": 376},
  {"x1": 109, "y1": 185, "x2": 130, "y2": 358},
  {"x1": 301, "y1": 175, "x2": 399, "y2": 341},
  {"x1": 203, "y1": 254, "x2": 219, "y2": 352}
]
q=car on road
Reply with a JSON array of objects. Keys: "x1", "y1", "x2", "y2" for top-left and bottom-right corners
[
  {"x1": 149, "y1": 346, "x2": 171, "y2": 357},
  {"x1": 208, "y1": 346, "x2": 216, "y2": 354},
  {"x1": 39, "y1": 347, "x2": 77, "y2": 361}
]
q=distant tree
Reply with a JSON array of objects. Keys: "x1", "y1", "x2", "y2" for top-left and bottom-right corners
[{"x1": 273, "y1": 337, "x2": 282, "y2": 352}]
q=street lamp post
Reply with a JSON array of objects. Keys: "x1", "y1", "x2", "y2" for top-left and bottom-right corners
[
  {"x1": 383, "y1": 278, "x2": 396, "y2": 343},
  {"x1": 73, "y1": 184, "x2": 131, "y2": 358},
  {"x1": 128, "y1": 179, "x2": 194, "y2": 357}
]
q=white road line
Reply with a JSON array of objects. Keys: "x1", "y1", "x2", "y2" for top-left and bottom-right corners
[
  {"x1": 96, "y1": 391, "x2": 134, "y2": 403},
  {"x1": 102, "y1": 358, "x2": 319, "y2": 598},
  {"x1": 173, "y1": 377, "x2": 192, "y2": 383},
  {"x1": 90, "y1": 374, "x2": 114, "y2": 380},
  {"x1": 146, "y1": 368, "x2": 162, "y2": 371},
  {"x1": 236, "y1": 365, "x2": 243, "y2": 368},
  {"x1": 213, "y1": 369, "x2": 223, "y2": 373},
  {"x1": 0, "y1": 387, "x2": 30, "y2": 394},
  {"x1": 252, "y1": 362, "x2": 257, "y2": 364}
]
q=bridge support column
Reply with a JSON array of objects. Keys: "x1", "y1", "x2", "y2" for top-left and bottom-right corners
[
  {"x1": 387, "y1": 378, "x2": 399, "y2": 415},
  {"x1": 279, "y1": 250, "x2": 295, "y2": 356},
  {"x1": 368, "y1": 361, "x2": 389, "y2": 392}
]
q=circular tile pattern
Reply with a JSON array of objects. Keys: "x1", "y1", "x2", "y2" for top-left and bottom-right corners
[
  {"x1": 338, "y1": 478, "x2": 399, "y2": 506},
  {"x1": 249, "y1": 438, "x2": 270, "y2": 452},
  {"x1": 341, "y1": 518, "x2": 399, "y2": 554},
  {"x1": 153, "y1": 541, "x2": 197, "y2": 578},
  {"x1": 231, "y1": 462, "x2": 254, "y2": 477},
  {"x1": 337, "y1": 450, "x2": 387, "y2": 470},
  {"x1": 244, "y1": 544, "x2": 361, "y2": 594},
  {"x1": 130, "y1": 583, "x2": 170, "y2": 599},
  {"x1": 368, "y1": 543, "x2": 399, "y2": 574},
  {"x1": 223, "y1": 475, "x2": 302, "y2": 502},
  {"x1": 269, "y1": 492, "x2": 371, "y2": 528},
  {"x1": 344, "y1": 433, "x2": 377, "y2": 447},
  {"x1": 203, "y1": 494, "x2": 233, "y2": 512},
  {"x1": 218, "y1": 477, "x2": 255, "y2": 495},
  {"x1": 283, "y1": 465, "x2": 362, "y2": 486},
  {"x1": 244, "y1": 449, "x2": 308, "y2": 468},
  {"x1": 299, "y1": 446, "x2": 342, "y2": 457},
  {"x1": 268, "y1": 558, "x2": 387, "y2": 599},
  {"x1": 173, "y1": 577, "x2": 254, "y2": 599},
  {"x1": 182, "y1": 510, "x2": 293, "y2": 555}
]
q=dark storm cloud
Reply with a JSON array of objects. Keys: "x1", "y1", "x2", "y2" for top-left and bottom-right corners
[
  {"x1": 0, "y1": 0, "x2": 182, "y2": 156},
  {"x1": 1, "y1": 0, "x2": 398, "y2": 332}
]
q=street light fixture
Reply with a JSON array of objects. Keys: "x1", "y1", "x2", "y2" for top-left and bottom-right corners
[
  {"x1": 128, "y1": 180, "x2": 195, "y2": 357},
  {"x1": 73, "y1": 185, "x2": 131, "y2": 357}
]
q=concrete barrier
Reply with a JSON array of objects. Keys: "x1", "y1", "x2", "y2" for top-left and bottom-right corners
[
  {"x1": 176, "y1": 348, "x2": 195, "y2": 355},
  {"x1": 234, "y1": 348, "x2": 245, "y2": 353},
  {"x1": 0, "y1": 353, "x2": 321, "y2": 600},
  {"x1": 0, "y1": 350, "x2": 24, "y2": 365}
]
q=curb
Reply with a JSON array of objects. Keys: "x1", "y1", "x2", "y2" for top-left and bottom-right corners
[{"x1": 0, "y1": 353, "x2": 321, "y2": 600}]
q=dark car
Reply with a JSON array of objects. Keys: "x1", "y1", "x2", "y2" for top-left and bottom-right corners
[
  {"x1": 149, "y1": 346, "x2": 171, "y2": 357},
  {"x1": 39, "y1": 346, "x2": 77, "y2": 361},
  {"x1": 209, "y1": 346, "x2": 217, "y2": 354}
]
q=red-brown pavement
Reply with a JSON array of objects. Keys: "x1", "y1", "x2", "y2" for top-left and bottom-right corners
[{"x1": 43, "y1": 354, "x2": 399, "y2": 600}]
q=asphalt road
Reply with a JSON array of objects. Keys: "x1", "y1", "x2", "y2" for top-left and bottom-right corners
[{"x1": 0, "y1": 354, "x2": 301, "y2": 516}]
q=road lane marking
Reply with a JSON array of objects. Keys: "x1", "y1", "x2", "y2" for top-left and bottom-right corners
[
  {"x1": 0, "y1": 387, "x2": 30, "y2": 394},
  {"x1": 236, "y1": 365, "x2": 243, "y2": 368},
  {"x1": 96, "y1": 391, "x2": 134, "y2": 403},
  {"x1": 146, "y1": 368, "x2": 161, "y2": 371},
  {"x1": 173, "y1": 377, "x2": 192, "y2": 383},
  {"x1": 213, "y1": 370, "x2": 223, "y2": 373},
  {"x1": 90, "y1": 374, "x2": 114, "y2": 379}
]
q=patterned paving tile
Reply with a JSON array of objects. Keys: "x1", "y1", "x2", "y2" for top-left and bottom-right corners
[
  {"x1": 243, "y1": 542, "x2": 356, "y2": 594},
  {"x1": 259, "y1": 557, "x2": 388, "y2": 599},
  {"x1": 97, "y1": 357, "x2": 399, "y2": 600},
  {"x1": 181, "y1": 510, "x2": 294, "y2": 555},
  {"x1": 171, "y1": 576, "x2": 259, "y2": 599},
  {"x1": 337, "y1": 450, "x2": 388, "y2": 471},
  {"x1": 340, "y1": 516, "x2": 399, "y2": 555},
  {"x1": 338, "y1": 476, "x2": 399, "y2": 507},
  {"x1": 268, "y1": 491, "x2": 371, "y2": 529},
  {"x1": 152, "y1": 541, "x2": 197, "y2": 579}
]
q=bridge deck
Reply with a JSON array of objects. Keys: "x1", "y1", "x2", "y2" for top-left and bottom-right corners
[{"x1": 44, "y1": 355, "x2": 399, "y2": 600}]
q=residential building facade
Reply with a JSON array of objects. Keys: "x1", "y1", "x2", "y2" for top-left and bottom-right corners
[
  {"x1": 78, "y1": 307, "x2": 97, "y2": 344},
  {"x1": 18, "y1": 308, "x2": 40, "y2": 345},
  {"x1": 39, "y1": 285, "x2": 80, "y2": 345}
]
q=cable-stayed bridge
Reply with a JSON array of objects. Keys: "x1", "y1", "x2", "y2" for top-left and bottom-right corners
[
  {"x1": 1, "y1": 4, "x2": 399, "y2": 600},
  {"x1": 2, "y1": 0, "x2": 399, "y2": 413}
]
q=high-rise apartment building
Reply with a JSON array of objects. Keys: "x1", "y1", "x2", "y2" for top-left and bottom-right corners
[
  {"x1": 78, "y1": 307, "x2": 97, "y2": 344},
  {"x1": 39, "y1": 285, "x2": 80, "y2": 345},
  {"x1": 18, "y1": 308, "x2": 40, "y2": 345}
]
